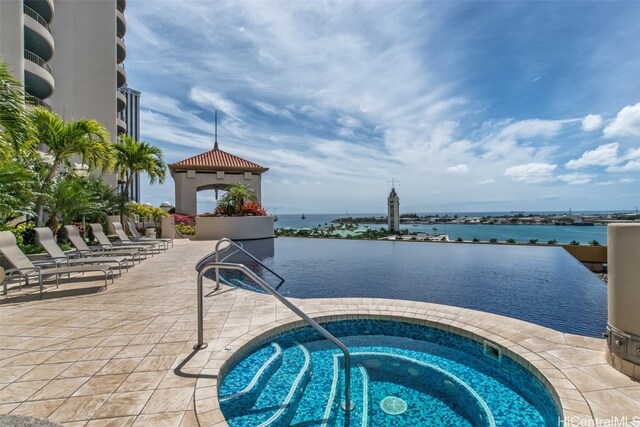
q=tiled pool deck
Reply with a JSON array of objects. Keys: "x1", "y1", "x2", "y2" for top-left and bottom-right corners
[{"x1": 0, "y1": 240, "x2": 638, "y2": 426}]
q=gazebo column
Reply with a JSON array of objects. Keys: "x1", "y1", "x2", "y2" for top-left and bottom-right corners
[{"x1": 174, "y1": 171, "x2": 198, "y2": 215}]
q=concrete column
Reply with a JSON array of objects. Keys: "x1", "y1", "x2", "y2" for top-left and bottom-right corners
[{"x1": 606, "y1": 223, "x2": 640, "y2": 380}]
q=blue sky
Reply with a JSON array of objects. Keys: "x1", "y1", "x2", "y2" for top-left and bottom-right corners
[{"x1": 125, "y1": 1, "x2": 640, "y2": 214}]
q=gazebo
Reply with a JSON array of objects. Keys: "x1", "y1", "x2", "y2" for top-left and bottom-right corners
[{"x1": 168, "y1": 143, "x2": 268, "y2": 215}]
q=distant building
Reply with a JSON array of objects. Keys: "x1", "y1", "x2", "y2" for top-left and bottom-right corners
[
  {"x1": 119, "y1": 85, "x2": 141, "y2": 202},
  {"x1": 0, "y1": 0, "x2": 129, "y2": 187},
  {"x1": 388, "y1": 186, "x2": 400, "y2": 233}
]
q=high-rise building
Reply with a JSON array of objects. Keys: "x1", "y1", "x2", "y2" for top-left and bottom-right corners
[
  {"x1": 0, "y1": 0, "x2": 128, "y2": 186},
  {"x1": 388, "y1": 185, "x2": 400, "y2": 233},
  {"x1": 119, "y1": 85, "x2": 141, "y2": 202}
]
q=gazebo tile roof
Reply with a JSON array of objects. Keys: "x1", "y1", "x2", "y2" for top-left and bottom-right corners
[{"x1": 168, "y1": 148, "x2": 268, "y2": 173}]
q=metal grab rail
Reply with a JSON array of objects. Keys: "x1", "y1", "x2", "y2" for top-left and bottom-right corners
[
  {"x1": 213, "y1": 238, "x2": 284, "y2": 290},
  {"x1": 195, "y1": 242, "x2": 353, "y2": 411}
]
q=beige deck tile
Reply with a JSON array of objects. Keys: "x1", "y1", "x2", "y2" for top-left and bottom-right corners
[
  {"x1": 92, "y1": 390, "x2": 154, "y2": 418},
  {"x1": 48, "y1": 394, "x2": 111, "y2": 423},
  {"x1": 134, "y1": 355, "x2": 176, "y2": 372},
  {"x1": 19, "y1": 362, "x2": 74, "y2": 381},
  {"x1": 31, "y1": 376, "x2": 90, "y2": 400},
  {"x1": 0, "y1": 380, "x2": 49, "y2": 404},
  {"x1": 116, "y1": 371, "x2": 165, "y2": 393},
  {"x1": 147, "y1": 342, "x2": 188, "y2": 357},
  {"x1": 59, "y1": 360, "x2": 110, "y2": 378},
  {"x1": 85, "y1": 416, "x2": 136, "y2": 427},
  {"x1": 4, "y1": 350, "x2": 59, "y2": 366},
  {"x1": 584, "y1": 389, "x2": 640, "y2": 418},
  {"x1": 114, "y1": 345, "x2": 154, "y2": 359},
  {"x1": 0, "y1": 403, "x2": 20, "y2": 414},
  {"x1": 129, "y1": 334, "x2": 165, "y2": 346},
  {"x1": 132, "y1": 411, "x2": 184, "y2": 427},
  {"x1": 141, "y1": 387, "x2": 193, "y2": 414},
  {"x1": 178, "y1": 410, "x2": 198, "y2": 427},
  {"x1": 0, "y1": 365, "x2": 35, "y2": 383},
  {"x1": 73, "y1": 374, "x2": 129, "y2": 397},
  {"x1": 81, "y1": 346, "x2": 125, "y2": 361},
  {"x1": 10, "y1": 397, "x2": 66, "y2": 418},
  {"x1": 97, "y1": 358, "x2": 143, "y2": 375},
  {"x1": 157, "y1": 371, "x2": 198, "y2": 390}
]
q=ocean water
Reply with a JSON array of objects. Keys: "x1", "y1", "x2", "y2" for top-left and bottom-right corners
[{"x1": 275, "y1": 213, "x2": 608, "y2": 243}]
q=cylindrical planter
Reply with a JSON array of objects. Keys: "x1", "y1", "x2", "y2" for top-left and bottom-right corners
[
  {"x1": 195, "y1": 216, "x2": 274, "y2": 240},
  {"x1": 606, "y1": 223, "x2": 640, "y2": 380}
]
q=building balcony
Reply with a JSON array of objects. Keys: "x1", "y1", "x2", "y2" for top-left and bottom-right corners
[
  {"x1": 24, "y1": 49, "x2": 54, "y2": 100},
  {"x1": 26, "y1": 95, "x2": 51, "y2": 111},
  {"x1": 117, "y1": 90, "x2": 127, "y2": 112},
  {"x1": 116, "y1": 37, "x2": 126, "y2": 64},
  {"x1": 117, "y1": 63, "x2": 126, "y2": 88},
  {"x1": 117, "y1": 0, "x2": 126, "y2": 13},
  {"x1": 117, "y1": 10, "x2": 126, "y2": 38},
  {"x1": 117, "y1": 116, "x2": 127, "y2": 135},
  {"x1": 24, "y1": 0, "x2": 54, "y2": 24},
  {"x1": 23, "y1": 4, "x2": 55, "y2": 61}
]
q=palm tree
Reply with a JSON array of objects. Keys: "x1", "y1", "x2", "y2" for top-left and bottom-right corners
[
  {"x1": 29, "y1": 107, "x2": 115, "y2": 226},
  {"x1": 114, "y1": 134, "x2": 166, "y2": 201},
  {"x1": 0, "y1": 60, "x2": 32, "y2": 159},
  {"x1": 216, "y1": 183, "x2": 257, "y2": 216}
]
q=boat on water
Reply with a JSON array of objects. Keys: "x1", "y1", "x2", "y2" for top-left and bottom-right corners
[
  {"x1": 301, "y1": 214, "x2": 306, "y2": 220},
  {"x1": 273, "y1": 215, "x2": 279, "y2": 222}
]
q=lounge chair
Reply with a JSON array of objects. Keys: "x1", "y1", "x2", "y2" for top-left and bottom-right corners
[
  {"x1": 112, "y1": 222, "x2": 166, "y2": 250},
  {"x1": 64, "y1": 225, "x2": 144, "y2": 263},
  {"x1": 90, "y1": 223, "x2": 161, "y2": 255},
  {"x1": 127, "y1": 219, "x2": 173, "y2": 248},
  {"x1": 35, "y1": 227, "x2": 129, "y2": 275},
  {"x1": 0, "y1": 231, "x2": 114, "y2": 299}
]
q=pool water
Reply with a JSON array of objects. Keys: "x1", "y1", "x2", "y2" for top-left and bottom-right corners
[
  {"x1": 216, "y1": 237, "x2": 607, "y2": 337},
  {"x1": 219, "y1": 320, "x2": 560, "y2": 426}
]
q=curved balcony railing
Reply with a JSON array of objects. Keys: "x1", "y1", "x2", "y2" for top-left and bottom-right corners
[
  {"x1": 24, "y1": 50, "x2": 51, "y2": 73},
  {"x1": 117, "y1": 0, "x2": 126, "y2": 13},
  {"x1": 24, "y1": 5, "x2": 51, "y2": 31},
  {"x1": 26, "y1": 95, "x2": 51, "y2": 111}
]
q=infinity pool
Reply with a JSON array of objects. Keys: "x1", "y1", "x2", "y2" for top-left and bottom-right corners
[
  {"x1": 219, "y1": 319, "x2": 560, "y2": 426},
  {"x1": 216, "y1": 237, "x2": 607, "y2": 337}
]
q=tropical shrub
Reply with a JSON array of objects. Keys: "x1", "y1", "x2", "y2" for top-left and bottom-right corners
[
  {"x1": 506, "y1": 238, "x2": 516, "y2": 243},
  {"x1": 456, "y1": 237, "x2": 463, "y2": 242},
  {"x1": 215, "y1": 184, "x2": 266, "y2": 216},
  {"x1": 174, "y1": 213, "x2": 196, "y2": 226},
  {"x1": 590, "y1": 240, "x2": 600, "y2": 246},
  {"x1": 489, "y1": 238, "x2": 498, "y2": 243},
  {"x1": 241, "y1": 202, "x2": 267, "y2": 216},
  {"x1": 570, "y1": 240, "x2": 580, "y2": 245},
  {"x1": 175, "y1": 224, "x2": 196, "y2": 235},
  {"x1": 529, "y1": 239, "x2": 538, "y2": 244},
  {"x1": 472, "y1": 237, "x2": 480, "y2": 242},
  {"x1": 547, "y1": 239, "x2": 558, "y2": 245}
]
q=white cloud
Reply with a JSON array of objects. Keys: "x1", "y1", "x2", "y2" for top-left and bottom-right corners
[
  {"x1": 446, "y1": 164, "x2": 469, "y2": 174},
  {"x1": 604, "y1": 103, "x2": 640, "y2": 138},
  {"x1": 581, "y1": 114, "x2": 603, "y2": 132},
  {"x1": 557, "y1": 173, "x2": 594, "y2": 185},
  {"x1": 607, "y1": 160, "x2": 640, "y2": 173},
  {"x1": 188, "y1": 88, "x2": 242, "y2": 119},
  {"x1": 619, "y1": 178, "x2": 637, "y2": 183},
  {"x1": 623, "y1": 147, "x2": 640, "y2": 161},
  {"x1": 477, "y1": 179, "x2": 495, "y2": 185},
  {"x1": 253, "y1": 101, "x2": 294, "y2": 120},
  {"x1": 565, "y1": 143, "x2": 620, "y2": 169},
  {"x1": 504, "y1": 163, "x2": 557, "y2": 184}
]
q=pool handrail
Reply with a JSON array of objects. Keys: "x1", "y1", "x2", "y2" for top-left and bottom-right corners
[{"x1": 195, "y1": 239, "x2": 353, "y2": 412}]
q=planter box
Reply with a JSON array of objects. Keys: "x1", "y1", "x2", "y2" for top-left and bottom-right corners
[{"x1": 195, "y1": 216, "x2": 274, "y2": 241}]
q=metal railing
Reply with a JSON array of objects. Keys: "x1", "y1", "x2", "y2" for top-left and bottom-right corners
[
  {"x1": 23, "y1": 4, "x2": 50, "y2": 31},
  {"x1": 195, "y1": 238, "x2": 353, "y2": 411},
  {"x1": 24, "y1": 50, "x2": 51, "y2": 73},
  {"x1": 26, "y1": 95, "x2": 51, "y2": 111}
]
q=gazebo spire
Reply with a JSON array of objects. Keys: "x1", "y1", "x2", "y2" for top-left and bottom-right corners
[{"x1": 214, "y1": 109, "x2": 219, "y2": 151}]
